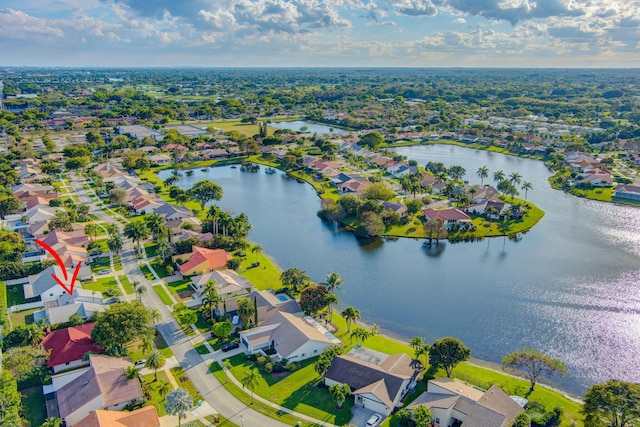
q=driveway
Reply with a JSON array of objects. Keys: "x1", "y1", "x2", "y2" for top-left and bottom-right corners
[{"x1": 349, "y1": 406, "x2": 381, "y2": 427}]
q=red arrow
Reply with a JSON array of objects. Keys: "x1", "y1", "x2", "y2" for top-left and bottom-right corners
[{"x1": 35, "y1": 239, "x2": 81, "y2": 295}]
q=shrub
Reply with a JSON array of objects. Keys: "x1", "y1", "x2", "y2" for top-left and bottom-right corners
[
  {"x1": 264, "y1": 362, "x2": 273, "y2": 373},
  {"x1": 245, "y1": 353, "x2": 258, "y2": 362},
  {"x1": 285, "y1": 362, "x2": 300, "y2": 371},
  {"x1": 165, "y1": 265, "x2": 174, "y2": 275},
  {"x1": 256, "y1": 355, "x2": 267, "y2": 365},
  {"x1": 272, "y1": 364, "x2": 286, "y2": 373}
]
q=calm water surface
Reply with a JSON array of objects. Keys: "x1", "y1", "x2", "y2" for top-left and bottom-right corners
[
  {"x1": 270, "y1": 120, "x2": 344, "y2": 133},
  {"x1": 160, "y1": 145, "x2": 640, "y2": 395}
]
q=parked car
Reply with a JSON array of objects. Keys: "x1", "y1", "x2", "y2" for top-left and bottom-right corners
[
  {"x1": 366, "y1": 414, "x2": 383, "y2": 427},
  {"x1": 97, "y1": 269, "x2": 110, "y2": 275},
  {"x1": 221, "y1": 342, "x2": 240, "y2": 352},
  {"x1": 89, "y1": 250, "x2": 102, "y2": 256},
  {"x1": 134, "y1": 359, "x2": 146, "y2": 367}
]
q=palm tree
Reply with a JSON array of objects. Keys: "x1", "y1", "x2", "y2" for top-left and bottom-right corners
[
  {"x1": 124, "y1": 220, "x2": 150, "y2": 254},
  {"x1": 155, "y1": 236, "x2": 172, "y2": 261},
  {"x1": 158, "y1": 381, "x2": 172, "y2": 401},
  {"x1": 251, "y1": 243, "x2": 263, "y2": 264},
  {"x1": 41, "y1": 417, "x2": 63, "y2": 427},
  {"x1": 135, "y1": 282, "x2": 147, "y2": 302},
  {"x1": 84, "y1": 223, "x2": 99, "y2": 241},
  {"x1": 22, "y1": 323, "x2": 44, "y2": 346},
  {"x1": 241, "y1": 367, "x2": 260, "y2": 404},
  {"x1": 201, "y1": 280, "x2": 220, "y2": 321},
  {"x1": 207, "y1": 205, "x2": 223, "y2": 235},
  {"x1": 341, "y1": 306, "x2": 360, "y2": 333},
  {"x1": 434, "y1": 171, "x2": 448, "y2": 185},
  {"x1": 145, "y1": 349, "x2": 166, "y2": 382},
  {"x1": 476, "y1": 166, "x2": 489, "y2": 185},
  {"x1": 236, "y1": 297, "x2": 255, "y2": 327},
  {"x1": 106, "y1": 223, "x2": 119, "y2": 237},
  {"x1": 521, "y1": 181, "x2": 533, "y2": 201},
  {"x1": 107, "y1": 234, "x2": 123, "y2": 256},
  {"x1": 165, "y1": 388, "x2": 192, "y2": 427},
  {"x1": 493, "y1": 170, "x2": 505, "y2": 183},
  {"x1": 139, "y1": 334, "x2": 153, "y2": 354},
  {"x1": 509, "y1": 171, "x2": 523, "y2": 186},
  {"x1": 322, "y1": 271, "x2": 345, "y2": 322},
  {"x1": 144, "y1": 213, "x2": 164, "y2": 241}
]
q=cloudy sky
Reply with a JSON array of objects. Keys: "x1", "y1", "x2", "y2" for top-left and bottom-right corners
[{"x1": 1, "y1": 0, "x2": 639, "y2": 67}]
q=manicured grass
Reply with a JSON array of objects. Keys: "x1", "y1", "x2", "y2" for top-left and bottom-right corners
[
  {"x1": 8, "y1": 307, "x2": 39, "y2": 327},
  {"x1": 21, "y1": 386, "x2": 47, "y2": 427},
  {"x1": 119, "y1": 275, "x2": 135, "y2": 294},
  {"x1": 142, "y1": 371, "x2": 171, "y2": 416},
  {"x1": 150, "y1": 260, "x2": 171, "y2": 278},
  {"x1": 145, "y1": 242, "x2": 157, "y2": 258},
  {"x1": 225, "y1": 354, "x2": 353, "y2": 426},
  {"x1": 209, "y1": 362, "x2": 315, "y2": 427},
  {"x1": 166, "y1": 279, "x2": 194, "y2": 299},
  {"x1": 0, "y1": 281, "x2": 7, "y2": 327},
  {"x1": 89, "y1": 257, "x2": 111, "y2": 272},
  {"x1": 92, "y1": 238, "x2": 110, "y2": 252},
  {"x1": 239, "y1": 252, "x2": 282, "y2": 291},
  {"x1": 211, "y1": 121, "x2": 277, "y2": 138},
  {"x1": 194, "y1": 342, "x2": 211, "y2": 354},
  {"x1": 82, "y1": 277, "x2": 122, "y2": 296},
  {"x1": 153, "y1": 285, "x2": 173, "y2": 305},
  {"x1": 129, "y1": 333, "x2": 174, "y2": 362},
  {"x1": 113, "y1": 255, "x2": 123, "y2": 271},
  {"x1": 140, "y1": 264, "x2": 156, "y2": 280},
  {"x1": 6, "y1": 283, "x2": 26, "y2": 307},
  {"x1": 569, "y1": 186, "x2": 614, "y2": 202},
  {"x1": 170, "y1": 367, "x2": 203, "y2": 402}
]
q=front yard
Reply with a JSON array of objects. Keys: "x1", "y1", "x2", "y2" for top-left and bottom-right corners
[
  {"x1": 82, "y1": 277, "x2": 122, "y2": 297},
  {"x1": 224, "y1": 354, "x2": 353, "y2": 426}
]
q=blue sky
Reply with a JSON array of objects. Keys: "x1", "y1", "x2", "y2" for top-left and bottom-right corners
[{"x1": 1, "y1": 0, "x2": 639, "y2": 67}]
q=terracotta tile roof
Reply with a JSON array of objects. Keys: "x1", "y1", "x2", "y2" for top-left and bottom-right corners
[
  {"x1": 75, "y1": 406, "x2": 160, "y2": 427},
  {"x1": 41, "y1": 323, "x2": 102, "y2": 368},
  {"x1": 179, "y1": 246, "x2": 232, "y2": 274}
]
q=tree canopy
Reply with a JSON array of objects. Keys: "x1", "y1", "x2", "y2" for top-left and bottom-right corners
[
  {"x1": 91, "y1": 302, "x2": 155, "y2": 356},
  {"x1": 502, "y1": 347, "x2": 566, "y2": 392},
  {"x1": 583, "y1": 380, "x2": 640, "y2": 427},
  {"x1": 188, "y1": 179, "x2": 223, "y2": 210},
  {"x1": 429, "y1": 337, "x2": 471, "y2": 377}
]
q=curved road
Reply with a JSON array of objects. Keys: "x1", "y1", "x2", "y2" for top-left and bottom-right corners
[{"x1": 70, "y1": 173, "x2": 292, "y2": 427}]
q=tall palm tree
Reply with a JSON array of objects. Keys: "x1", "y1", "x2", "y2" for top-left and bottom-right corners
[
  {"x1": 107, "y1": 234, "x2": 123, "y2": 256},
  {"x1": 322, "y1": 272, "x2": 345, "y2": 322},
  {"x1": 145, "y1": 349, "x2": 166, "y2": 382},
  {"x1": 251, "y1": 244, "x2": 263, "y2": 264},
  {"x1": 493, "y1": 170, "x2": 505, "y2": 183},
  {"x1": 236, "y1": 297, "x2": 255, "y2": 327},
  {"x1": 144, "y1": 213, "x2": 164, "y2": 241},
  {"x1": 106, "y1": 223, "x2": 119, "y2": 237},
  {"x1": 509, "y1": 171, "x2": 523, "y2": 186},
  {"x1": 241, "y1": 367, "x2": 260, "y2": 404},
  {"x1": 476, "y1": 166, "x2": 489, "y2": 185},
  {"x1": 124, "y1": 220, "x2": 150, "y2": 254},
  {"x1": 155, "y1": 236, "x2": 172, "y2": 261},
  {"x1": 341, "y1": 306, "x2": 360, "y2": 332},
  {"x1": 201, "y1": 280, "x2": 220, "y2": 321},
  {"x1": 135, "y1": 282, "x2": 147, "y2": 302},
  {"x1": 521, "y1": 181, "x2": 533, "y2": 201},
  {"x1": 207, "y1": 205, "x2": 223, "y2": 235},
  {"x1": 139, "y1": 335, "x2": 153, "y2": 354},
  {"x1": 84, "y1": 223, "x2": 99, "y2": 241},
  {"x1": 158, "y1": 381, "x2": 172, "y2": 401}
]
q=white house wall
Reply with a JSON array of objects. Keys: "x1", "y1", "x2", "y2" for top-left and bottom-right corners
[{"x1": 284, "y1": 340, "x2": 329, "y2": 362}]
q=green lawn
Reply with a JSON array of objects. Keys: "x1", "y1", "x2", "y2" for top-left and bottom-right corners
[
  {"x1": 150, "y1": 260, "x2": 171, "y2": 278},
  {"x1": 209, "y1": 362, "x2": 315, "y2": 427},
  {"x1": 166, "y1": 279, "x2": 194, "y2": 299},
  {"x1": 140, "y1": 264, "x2": 156, "y2": 281},
  {"x1": 194, "y1": 342, "x2": 211, "y2": 354},
  {"x1": 128, "y1": 333, "x2": 174, "y2": 362},
  {"x1": 170, "y1": 367, "x2": 203, "y2": 402},
  {"x1": 239, "y1": 252, "x2": 282, "y2": 291},
  {"x1": 113, "y1": 255, "x2": 123, "y2": 271},
  {"x1": 142, "y1": 371, "x2": 171, "y2": 416},
  {"x1": 8, "y1": 307, "x2": 39, "y2": 327},
  {"x1": 0, "y1": 281, "x2": 7, "y2": 327},
  {"x1": 120, "y1": 275, "x2": 135, "y2": 294},
  {"x1": 225, "y1": 354, "x2": 353, "y2": 426},
  {"x1": 153, "y1": 285, "x2": 173, "y2": 305},
  {"x1": 20, "y1": 386, "x2": 47, "y2": 427},
  {"x1": 569, "y1": 186, "x2": 614, "y2": 202},
  {"x1": 82, "y1": 276, "x2": 122, "y2": 296},
  {"x1": 6, "y1": 283, "x2": 26, "y2": 307},
  {"x1": 145, "y1": 242, "x2": 157, "y2": 258},
  {"x1": 89, "y1": 257, "x2": 111, "y2": 272},
  {"x1": 92, "y1": 238, "x2": 110, "y2": 253}
]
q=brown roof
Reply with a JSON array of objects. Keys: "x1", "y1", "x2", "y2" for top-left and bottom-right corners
[
  {"x1": 423, "y1": 207, "x2": 471, "y2": 222},
  {"x1": 75, "y1": 406, "x2": 160, "y2": 427},
  {"x1": 57, "y1": 355, "x2": 143, "y2": 419}
]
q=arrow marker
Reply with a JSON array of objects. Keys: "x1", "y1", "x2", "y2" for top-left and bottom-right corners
[{"x1": 36, "y1": 239, "x2": 82, "y2": 295}]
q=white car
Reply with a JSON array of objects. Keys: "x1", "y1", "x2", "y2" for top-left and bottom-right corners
[
  {"x1": 134, "y1": 359, "x2": 146, "y2": 367},
  {"x1": 366, "y1": 413, "x2": 383, "y2": 426}
]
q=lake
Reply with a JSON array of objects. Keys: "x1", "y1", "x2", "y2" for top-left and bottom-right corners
[
  {"x1": 158, "y1": 144, "x2": 640, "y2": 396},
  {"x1": 270, "y1": 120, "x2": 345, "y2": 133}
]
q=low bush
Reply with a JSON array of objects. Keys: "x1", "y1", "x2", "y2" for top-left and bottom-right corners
[
  {"x1": 256, "y1": 355, "x2": 267, "y2": 365},
  {"x1": 264, "y1": 362, "x2": 273, "y2": 373},
  {"x1": 285, "y1": 362, "x2": 300, "y2": 371}
]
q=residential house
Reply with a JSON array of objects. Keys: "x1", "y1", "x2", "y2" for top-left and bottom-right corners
[
  {"x1": 38, "y1": 228, "x2": 89, "y2": 248},
  {"x1": 338, "y1": 178, "x2": 373, "y2": 194},
  {"x1": 382, "y1": 201, "x2": 408, "y2": 217},
  {"x1": 191, "y1": 269, "x2": 253, "y2": 300},
  {"x1": 576, "y1": 169, "x2": 613, "y2": 187},
  {"x1": 154, "y1": 203, "x2": 193, "y2": 221},
  {"x1": 53, "y1": 355, "x2": 144, "y2": 426},
  {"x1": 163, "y1": 124, "x2": 208, "y2": 138},
  {"x1": 174, "y1": 246, "x2": 233, "y2": 276},
  {"x1": 465, "y1": 185, "x2": 500, "y2": 203},
  {"x1": 324, "y1": 347, "x2": 421, "y2": 416},
  {"x1": 75, "y1": 406, "x2": 160, "y2": 427},
  {"x1": 239, "y1": 311, "x2": 341, "y2": 363},
  {"x1": 24, "y1": 264, "x2": 93, "y2": 301},
  {"x1": 615, "y1": 184, "x2": 640, "y2": 201},
  {"x1": 43, "y1": 299, "x2": 106, "y2": 325},
  {"x1": 465, "y1": 198, "x2": 511, "y2": 219},
  {"x1": 219, "y1": 289, "x2": 300, "y2": 322},
  {"x1": 12, "y1": 182, "x2": 56, "y2": 198},
  {"x1": 174, "y1": 229, "x2": 212, "y2": 244},
  {"x1": 149, "y1": 154, "x2": 171, "y2": 165},
  {"x1": 407, "y1": 378, "x2": 524, "y2": 427},
  {"x1": 165, "y1": 217, "x2": 202, "y2": 235},
  {"x1": 40, "y1": 323, "x2": 102, "y2": 374},
  {"x1": 423, "y1": 208, "x2": 472, "y2": 229},
  {"x1": 117, "y1": 124, "x2": 164, "y2": 141}
]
